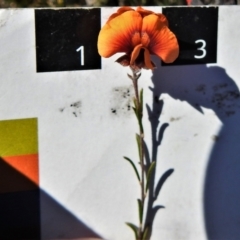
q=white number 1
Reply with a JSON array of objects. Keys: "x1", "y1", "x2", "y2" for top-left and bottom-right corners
[
  {"x1": 76, "y1": 46, "x2": 84, "y2": 66},
  {"x1": 194, "y1": 39, "x2": 207, "y2": 59}
]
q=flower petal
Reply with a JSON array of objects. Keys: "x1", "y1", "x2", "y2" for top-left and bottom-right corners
[
  {"x1": 98, "y1": 11, "x2": 142, "y2": 58},
  {"x1": 155, "y1": 13, "x2": 169, "y2": 27},
  {"x1": 116, "y1": 54, "x2": 130, "y2": 67},
  {"x1": 130, "y1": 44, "x2": 142, "y2": 65},
  {"x1": 136, "y1": 7, "x2": 168, "y2": 26},
  {"x1": 136, "y1": 6, "x2": 154, "y2": 18},
  {"x1": 142, "y1": 14, "x2": 179, "y2": 63},
  {"x1": 143, "y1": 48, "x2": 154, "y2": 69},
  {"x1": 130, "y1": 45, "x2": 154, "y2": 70},
  {"x1": 107, "y1": 7, "x2": 134, "y2": 23}
]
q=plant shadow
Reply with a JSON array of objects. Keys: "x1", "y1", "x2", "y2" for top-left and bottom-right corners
[
  {"x1": 144, "y1": 60, "x2": 240, "y2": 239},
  {"x1": 143, "y1": 88, "x2": 173, "y2": 237}
]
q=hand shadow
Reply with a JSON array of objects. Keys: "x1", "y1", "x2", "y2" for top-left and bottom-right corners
[{"x1": 145, "y1": 59, "x2": 240, "y2": 239}]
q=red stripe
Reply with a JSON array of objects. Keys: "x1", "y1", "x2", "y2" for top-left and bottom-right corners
[{"x1": 2, "y1": 154, "x2": 39, "y2": 185}]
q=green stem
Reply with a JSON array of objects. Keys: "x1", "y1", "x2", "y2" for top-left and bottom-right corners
[{"x1": 130, "y1": 68, "x2": 145, "y2": 240}]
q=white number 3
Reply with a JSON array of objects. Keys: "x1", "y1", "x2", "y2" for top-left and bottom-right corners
[{"x1": 194, "y1": 39, "x2": 207, "y2": 59}]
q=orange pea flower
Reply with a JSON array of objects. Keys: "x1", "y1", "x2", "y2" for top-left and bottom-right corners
[{"x1": 97, "y1": 7, "x2": 179, "y2": 71}]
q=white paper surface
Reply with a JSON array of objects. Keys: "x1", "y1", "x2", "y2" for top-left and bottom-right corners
[{"x1": 0, "y1": 6, "x2": 240, "y2": 240}]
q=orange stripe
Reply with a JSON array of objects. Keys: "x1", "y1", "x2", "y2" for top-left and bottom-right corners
[{"x1": 2, "y1": 154, "x2": 39, "y2": 186}]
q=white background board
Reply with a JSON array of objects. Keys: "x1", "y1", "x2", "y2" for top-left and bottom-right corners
[{"x1": 1, "y1": 6, "x2": 240, "y2": 240}]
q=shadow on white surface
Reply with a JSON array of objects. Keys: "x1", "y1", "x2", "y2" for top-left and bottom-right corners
[
  {"x1": 152, "y1": 63, "x2": 240, "y2": 239},
  {"x1": 0, "y1": 157, "x2": 102, "y2": 240},
  {"x1": 143, "y1": 90, "x2": 174, "y2": 238},
  {"x1": 41, "y1": 190, "x2": 103, "y2": 240}
]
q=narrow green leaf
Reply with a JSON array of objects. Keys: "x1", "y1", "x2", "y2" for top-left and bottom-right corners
[
  {"x1": 132, "y1": 107, "x2": 138, "y2": 119},
  {"x1": 133, "y1": 98, "x2": 140, "y2": 120},
  {"x1": 136, "y1": 72, "x2": 141, "y2": 80},
  {"x1": 132, "y1": 97, "x2": 144, "y2": 133},
  {"x1": 139, "y1": 118, "x2": 144, "y2": 134},
  {"x1": 127, "y1": 73, "x2": 133, "y2": 80},
  {"x1": 136, "y1": 134, "x2": 142, "y2": 161},
  {"x1": 140, "y1": 89, "x2": 143, "y2": 112},
  {"x1": 138, "y1": 89, "x2": 144, "y2": 134},
  {"x1": 146, "y1": 162, "x2": 156, "y2": 192},
  {"x1": 143, "y1": 226, "x2": 150, "y2": 240},
  {"x1": 137, "y1": 199, "x2": 143, "y2": 224},
  {"x1": 126, "y1": 222, "x2": 139, "y2": 240},
  {"x1": 133, "y1": 98, "x2": 138, "y2": 110},
  {"x1": 123, "y1": 156, "x2": 140, "y2": 182},
  {"x1": 136, "y1": 114, "x2": 143, "y2": 134}
]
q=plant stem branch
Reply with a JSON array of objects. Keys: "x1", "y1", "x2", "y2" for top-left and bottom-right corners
[{"x1": 130, "y1": 69, "x2": 145, "y2": 240}]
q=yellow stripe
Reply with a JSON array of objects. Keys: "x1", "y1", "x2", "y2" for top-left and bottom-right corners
[{"x1": 0, "y1": 118, "x2": 38, "y2": 157}]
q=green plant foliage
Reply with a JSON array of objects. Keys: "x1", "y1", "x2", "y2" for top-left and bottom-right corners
[
  {"x1": 146, "y1": 161, "x2": 156, "y2": 192},
  {"x1": 137, "y1": 198, "x2": 143, "y2": 224},
  {"x1": 126, "y1": 222, "x2": 139, "y2": 240},
  {"x1": 123, "y1": 156, "x2": 140, "y2": 182}
]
